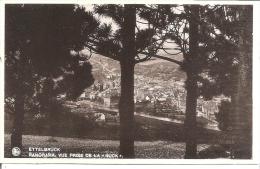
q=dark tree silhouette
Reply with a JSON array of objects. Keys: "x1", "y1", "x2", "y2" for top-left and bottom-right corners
[
  {"x1": 89, "y1": 4, "x2": 183, "y2": 158},
  {"x1": 197, "y1": 5, "x2": 252, "y2": 158},
  {"x1": 83, "y1": 5, "x2": 173, "y2": 158},
  {"x1": 212, "y1": 6, "x2": 252, "y2": 158},
  {"x1": 5, "y1": 4, "x2": 95, "y2": 155},
  {"x1": 89, "y1": 4, "x2": 252, "y2": 159},
  {"x1": 118, "y1": 5, "x2": 136, "y2": 158},
  {"x1": 90, "y1": 4, "x2": 204, "y2": 158},
  {"x1": 139, "y1": 5, "x2": 202, "y2": 158},
  {"x1": 183, "y1": 5, "x2": 200, "y2": 159},
  {"x1": 138, "y1": 4, "x2": 252, "y2": 158}
]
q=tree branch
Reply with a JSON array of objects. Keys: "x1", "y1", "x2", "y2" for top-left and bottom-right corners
[
  {"x1": 136, "y1": 20, "x2": 150, "y2": 25},
  {"x1": 84, "y1": 43, "x2": 120, "y2": 62},
  {"x1": 162, "y1": 48, "x2": 183, "y2": 56},
  {"x1": 136, "y1": 52, "x2": 183, "y2": 65}
]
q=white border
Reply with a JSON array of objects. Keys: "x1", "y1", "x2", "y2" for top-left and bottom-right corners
[
  {"x1": 0, "y1": 0, "x2": 259, "y2": 165},
  {"x1": 0, "y1": 0, "x2": 5, "y2": 163},
  {"x1": 252, "y1": 1, "x2": 260, "y2": 165},
  {"x1": 1, "y1": 164, "x2": 260, "y2": 169},
  {"x1": 2, "y1": 164, "x2": 260, "y2": 169},
  {"x1": 0, "y1": 0, "x2": 259, "y2": 5}
]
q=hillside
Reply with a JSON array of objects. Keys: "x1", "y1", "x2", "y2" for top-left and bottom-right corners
[{"x1": 89, "y1": 54, "x2": 186, "y2": 82}]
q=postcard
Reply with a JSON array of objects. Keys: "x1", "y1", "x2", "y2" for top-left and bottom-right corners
[{"x1": 0, "y1": 0, "x2": 259, "y2": 165}]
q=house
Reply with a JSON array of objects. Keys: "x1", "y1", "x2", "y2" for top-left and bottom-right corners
[
  {"x1": 103, "y1": 97, "x2": 111, "y2": 107},
  {"x1": 79, "y1": 92, "x2": 86, "y2": 99},
  {"x1": 89, "y1": 92, "x2": 96, "y2": 100}
]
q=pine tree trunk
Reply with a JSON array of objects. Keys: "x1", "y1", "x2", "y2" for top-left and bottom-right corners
[
  {"x1": 184, "y1": 5, "x2": 199, "y2": 159},
  {"x1": 184, "y1": 72, "x2": 198, "y2": 159},
  {"x1": 11, "y1": 88, "x2": 25, "y2": 156},
  {"x1": 228, "y1": 6, "x2": 252, "y2": 159},
  {"x1": 48, "y1": 98, "x2": 56, "y2": 138},
  {"x1": 119, "y1": 4, "x2": 136, "y2": 158},
  {"x1": 11, "y1": 50, "x2": 27, "y2": 157},
  {"x1": 119, "y1": 61, "x2": 135, "y2": 158}
]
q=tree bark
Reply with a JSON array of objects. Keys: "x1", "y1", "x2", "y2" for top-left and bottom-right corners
[
  {"x1": 119, "y1": 4, "x2": 136, "y2": 158},
  {"x1": 10, "y1": 50, "x2": 27, "y2": 157},
  {"x1": 11, "y1": 86, "x2": 25, "y2": 156},
  {"x1": 184, "y1": 5, "x2": 199, "y2": 159},
  {"x1": 229, "y1": 6, "x2": 252, "y2": 159},
  {"x1": 184, "y1": 72, "x2": 198, "y2": 159},
  {"x1": 119, "y1": 61, "x2": 135, "y2": 158}
]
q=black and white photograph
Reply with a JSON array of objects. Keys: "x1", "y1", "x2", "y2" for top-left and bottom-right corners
[{"x1": 1, "y1": 2, "x2": 256, "y2": 162}]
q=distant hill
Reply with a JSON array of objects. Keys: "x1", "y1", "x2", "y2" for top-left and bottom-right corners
[
  {"x1": 135, "y1": 57, "x2": 186, "y2": 81},
  {"x1": 89, "y1": 54, "x2": 186, "y2": 82},
  {"x1": 89, "y1": 55, "x2": 120, "y2": 82}
]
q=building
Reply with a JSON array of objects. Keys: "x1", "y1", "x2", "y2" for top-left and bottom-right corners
[{"x1": 103, "y1": 97, "x2": 111, "y2": 107}]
